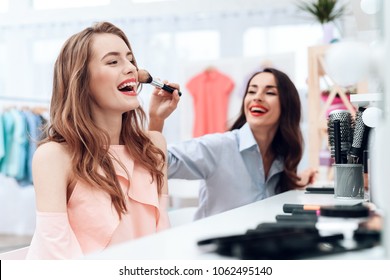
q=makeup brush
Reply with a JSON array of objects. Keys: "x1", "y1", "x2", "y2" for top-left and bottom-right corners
[
  {"x1": 349, "y1": 107, "x2": 370, "y2": 164},
  {"x1": 138, "y1": 69, "x2": 182, "y2": 96},
  {"x1": 328, "y1": 110, "x2": 352, "y2": 164}
]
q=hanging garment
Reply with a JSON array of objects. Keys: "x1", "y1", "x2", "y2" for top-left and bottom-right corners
[
  {"x1": 0, "y1": 110, "x2": 15, "y2": 175},
  {"x1": 19, "y1": 110, "x2": 44, "y2": 185},
  {"x1": 0, "y1": 113, "x2": 5, "y2": 166},
  {"x1": 186, "y1": 68, "x2": 234, "y2": 137},
  {"x1": 2, "y1": 109, "x2": 28, "y2": 180}
]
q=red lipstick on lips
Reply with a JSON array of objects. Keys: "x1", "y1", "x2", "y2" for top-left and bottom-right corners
[
  {"x1": 118, "y1": 78, "x2": 137, "y2": 96},
  {"x1": 249, "y1": 104, "x2": 268, "y2": 116}
]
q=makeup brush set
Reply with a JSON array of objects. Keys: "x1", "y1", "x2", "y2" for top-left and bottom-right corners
[
  {"x1": 197, "y1": 203, "x2": 379, "y2": 260},
  {"x1": 327, "y1": 108, "x2": 371, "y2": 199},
  {"x1": 327, "y1": 108, "x2": 371, "y2": 165}
]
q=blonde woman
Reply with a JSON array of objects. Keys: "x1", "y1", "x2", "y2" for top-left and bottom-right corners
[{"x1": 26, "y1": 22, "x2": 180, "y2": 259}]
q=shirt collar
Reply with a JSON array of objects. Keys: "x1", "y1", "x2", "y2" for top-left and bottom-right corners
[
  {"x1": 238, "y1": 122, "x2": 284, "y2": 174},
  {"x1": 238, "y1": 123, "x2": 257, "y2": 152}
]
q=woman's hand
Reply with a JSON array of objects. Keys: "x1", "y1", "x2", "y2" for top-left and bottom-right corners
[
  {"x1": 148, "y1": 81, "x2": 180, "y2": 132},
  {"x1": 296, "y1": 167, "x2": 318, "y2": 188}
]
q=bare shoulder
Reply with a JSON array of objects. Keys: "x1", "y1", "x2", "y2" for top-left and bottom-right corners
[
  {"x1": 33, "y1": 141, "x2": 71, "y2": 165},
  {"x1": 147, "y1": 130, "x2": 167, "y2": 151},
  {"x1": 32, "y1": 141, "x2": 73, "y2": 181},
  {"x1": 32, "y1": 142, "x2": 72, "y2": 211}
]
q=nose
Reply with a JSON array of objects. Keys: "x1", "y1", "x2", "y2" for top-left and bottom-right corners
[
  {"x1": 253, "y1": 90, "x2": 264, "y2": 101},
  {"x1": 123, "y1": 61, "x2": 137, "y2": 75}
]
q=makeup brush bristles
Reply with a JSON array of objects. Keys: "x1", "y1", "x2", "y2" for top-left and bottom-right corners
[
  {"x1": 138, "y1": 69, "x2": 153, "y2": 84},
  {"x1": 137, "y1": 69, "x2": 182, "y2": 96}
]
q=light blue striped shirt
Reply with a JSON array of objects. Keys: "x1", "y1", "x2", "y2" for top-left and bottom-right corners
[{"x1": 168, "y1": 123, "x2": 284, "y2": 220}]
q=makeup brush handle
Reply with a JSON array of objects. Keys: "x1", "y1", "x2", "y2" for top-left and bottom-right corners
[
  {"x1": 151, "y1": 80, "x2": 182, "y2": 96},
  {"x1": 334, "y1": 119, "x2": 342, "y2": 164},
  {"x1": 161, "y1": 84, "x2": 182, "y2": 97}
]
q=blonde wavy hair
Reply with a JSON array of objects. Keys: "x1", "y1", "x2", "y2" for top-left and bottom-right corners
[{"x1": 41, "y1": 22, "x2": 165, "y2": 218}]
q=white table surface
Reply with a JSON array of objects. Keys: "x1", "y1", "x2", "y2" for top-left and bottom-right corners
[{"x1": 86, "y1": 190, "x2": 385, "y2": 260}]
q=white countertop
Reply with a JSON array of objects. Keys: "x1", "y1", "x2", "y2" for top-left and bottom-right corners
[{"x1": 86, "y1": 190, "x2": 384, "y2": 260}]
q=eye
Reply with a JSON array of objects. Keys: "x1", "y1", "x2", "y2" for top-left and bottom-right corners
[
  {"x1": 266, "y1": 91, "x2": 277, "y2": 95},
  {"x1": 247, "y1": 90, "x2": 256, "y2": 95},
  {"x1": 127, "y1": 54, "x2": 134, "y2": 63},
  {"x1": 108, "y1": 60, "x2": 118, "y2": 65}
]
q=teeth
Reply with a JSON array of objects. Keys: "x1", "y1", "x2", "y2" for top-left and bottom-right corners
[
  {"x1": 251, "y1": 107, "x2": 266, "y2": 113},
  {"x1": 118, "y1": 82, "x2": 136, "y2": 90}
]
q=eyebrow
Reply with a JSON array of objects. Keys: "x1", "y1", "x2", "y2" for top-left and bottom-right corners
[
  {"x1": 249, "y1": 84, "x2": 277, "y2": 90},
  {"x1": 101, "y1": 51, "x2": 132, "y2": 61}
]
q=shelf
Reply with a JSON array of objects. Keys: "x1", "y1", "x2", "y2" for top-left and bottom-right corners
[
  {"x1": 306, "y1": 45, "x2": 368, "y2": 168},
  {"x1": 350, "y1": 93, "x2": 382, "y2": 106}
]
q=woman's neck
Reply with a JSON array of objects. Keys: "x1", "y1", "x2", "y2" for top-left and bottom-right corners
[
  {"x1": 251, "y1": 127, "x2": 277, "y2": 179},
  {"x1": 93, "y1": 113, "x2": 123, "y2": 145}
]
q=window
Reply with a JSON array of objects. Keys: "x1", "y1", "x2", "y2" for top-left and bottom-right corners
[
  {"x1": 33, "y1": 0, "x2": 110, "y2": 10},
  {"x1": 243, "y1": 24, "x2": 324, "y2": 88},
  {"x1": 175, "y1": 30, "x2": 220, "y2": 61},
  {"x1": 132, "y1": 0, "x2": 175, "y2": 2},
  {"x1": 266, "y1": 25, "x2": 323, "y2": 54},
  {"x1": 32, "y1": 39, "x2": 66, "y2": 98},
  {"x1": 33, "y1": 39, "x2": 65, "y2": 63},
  {"x1": 0, "y1": 44, "x2": 6, "y2": 94},
  {"x1": 243, "y1": 27, "x2": 268, "y2": 57},
  {"x1": 0, "y1": 0, "x2": 8, "y2": 12},
  {"x1": 145, "y1": 32, "x2": 173, "y2": 66}
]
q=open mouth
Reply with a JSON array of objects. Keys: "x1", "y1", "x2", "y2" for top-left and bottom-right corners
[
  {"x1": 250, "y1": 105, "x2": 268, "y2": 114},
  {"x1": 118, "y1": 82, "x2": 136, "y2": 92},
  {"x1": 250, "y1": 107, "x2": 267, "y2": 113}
]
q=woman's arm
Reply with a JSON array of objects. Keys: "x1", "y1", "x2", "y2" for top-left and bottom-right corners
[
  {"x1": 148, "y1": 131, "x2": 171, "y2": 230},
  {"x1": 32, "y1": 142, "x2": 71, "y2": 212},
  {"x1": 148, "y1": 131, "x2": 168, "y2": 195},
  {"x1": 27, "y1": 142, "x2": 83, "y2": 259},
  {"x1": 167, "y1": 134, "x2": 222, "y2": 180},
  {"x1": 148, "y1": 82, "x2": 180, "y2": 132},
  {"x1": 296, "y1": 167, "x2": 318, "y2": 187}
]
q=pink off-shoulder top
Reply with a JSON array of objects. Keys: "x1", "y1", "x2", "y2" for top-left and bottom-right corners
[{"x1": 26, "y1": 145, "x2": 170, "y2": 259}]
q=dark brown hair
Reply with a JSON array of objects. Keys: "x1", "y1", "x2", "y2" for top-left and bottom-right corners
[{"x1": 230, "y1": 68, "x2": 303, "y2": 193}]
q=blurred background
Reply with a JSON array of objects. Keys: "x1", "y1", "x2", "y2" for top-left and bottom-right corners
[
  {"x1": 0, "y1": 0, "x2": 380, "y2": 141},
  {"x1": 0, "y1": 0, "x2": 384, "y2": 253}
]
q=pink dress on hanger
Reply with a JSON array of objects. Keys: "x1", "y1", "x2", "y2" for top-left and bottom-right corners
[
  {"x1": 186, "y1": 68, "x2": 234, "y2": 137},
  {"x1": 26, "y1": 145, "x2": 170, "y2": 259}
]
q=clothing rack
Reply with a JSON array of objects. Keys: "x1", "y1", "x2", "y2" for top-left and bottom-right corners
[
  {"x1": 0, "y1": 102, "x2": 49, "y2": 186},
  {"x1": 0, "y1": 96, "x2": 50, "y2": 103}
]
